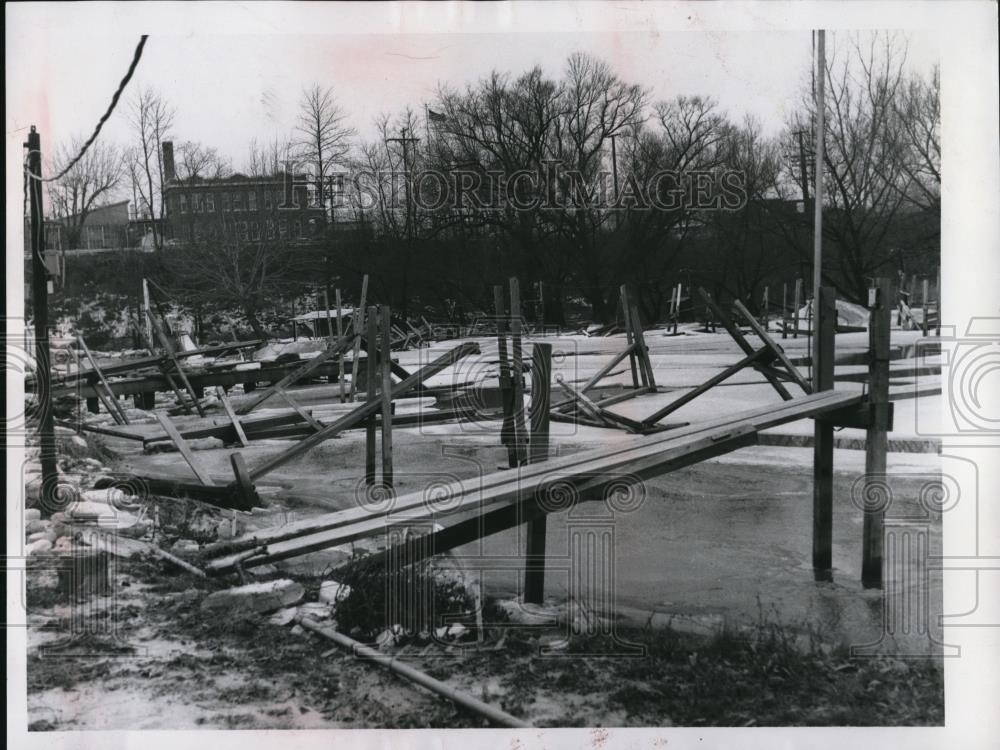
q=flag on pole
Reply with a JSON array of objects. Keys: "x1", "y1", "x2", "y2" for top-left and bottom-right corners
[{"x1": 427, "y1": 108, "x2": 447, "y2": 124}]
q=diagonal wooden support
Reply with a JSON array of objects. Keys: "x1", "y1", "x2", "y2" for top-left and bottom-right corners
[
  {"x1": 153, "y1": 412, "x2": 216, "y2": 486},
  {"x1": 236, "y1": 342, "x2": 480, "y2": 484},
  {"x1": 732, "y1": 299, "x2": 813, "y2": 395},
  {"x1": 75, "y1": 337, "x2": 130, "y2": 425},
  {"x1": 697, "y1": 288, "x2": 794, "y2": 401},
  {"x1": 348, "y1": 275, "x2": 369, "y2": 401},
  {"x1": 620, "y1": 285, "x2": 642, "y2": 388},
  {"x1": 641, "y1": 347, "x2": 772, "y2": 427},
  {"x1": 146, "y1": 308, "x2": 206, "y2": 417},
  {"x1": 216, "y1": 386, "x2": 248, "y2": 447},
  {"x1": 235, "y1": 335, "x2": 355, "y2": 415},
  {"x1": 275, "y1": 386, "x2": 325, "y2": 432},
  {"x1": 554, "y1": 375, "x2": 616, "y2": 427}
]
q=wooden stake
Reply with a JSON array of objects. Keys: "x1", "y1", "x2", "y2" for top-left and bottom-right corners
[
  {"x1": 620, "y1": 285, "x2": 641, "y2": 388},
  {"x1": 862, "y1": 278, "x2": 891, "y2": 588},
  {"x1": 812, "y1": 287, "x2": 836, "y2": 580},
  {"x1": 792, "y1": 278, "x2": 802, "y2": 339},
  {"x1": 782, "y1": 282, "x2": 788, "y2": 339},
  {"x1": 75, "y1": 337, "x2": 130, "y2": 425},
  {"x1": 921, "y1": 278, "x2": 929, "y2": 337}
]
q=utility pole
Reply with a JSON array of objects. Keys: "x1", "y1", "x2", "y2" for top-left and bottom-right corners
[
  {"x1": 812, "y1": 30, "x2": 827, "y2": 390},
  {"x1": 26, "y1": 126, "x2": 59, "y2": 510},
  {"x1": 793, "y1": 128, "x2": 811, "y2": 204}
]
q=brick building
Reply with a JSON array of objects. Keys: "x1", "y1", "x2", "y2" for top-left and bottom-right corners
[{"x1": 161, "y1": 141, "x2": 326, "y2": 245}]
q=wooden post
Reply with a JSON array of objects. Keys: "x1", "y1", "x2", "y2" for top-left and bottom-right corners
[
  {"x1": 935, "y1": 268, "x2": 941, "y2": 336},
  {"x1": 782, "y1": 282, "x2": 788, "y2": 339},
  {"x1": 494, "y1": 285, "x2": 517, "y2": 468},
  {"x1": 380, "y1": 306, "x2": 394, "y2": 492},
  {"x1": 509, "y1": 278, "x2": 528, "y2": 465},
  {"x1": 792, "y1": 278, "x2": 802, "y2": 339},
  {"x1": 335, "y1": 289, "x2": 346, "y2": 402},
  {"x1": 524, "y1": 342, "x2": 552, "y2": 604},
  {"x1": 762, "y1": 286, "x2": 769, "y2": 329},
  {"x1": 153, "y1": 412, "x2": 215, "y2": 486},
  {"x1": 142, "y1": 278, "x2": 154, "y2": 354},
  {"x1": 620, "y1": 285, "x2": 641, "y2": 388},
  {"x1": 862, "y1": 278, "x2": 892, "y2": 588},
  {"x1": 216, "y1": 386, "x2": 249, "y2": 447},
  {"x1": 365, "y1": 306, "x2": 378, "y2": 486},
  {"x1": 921, "y1": 278, "x2": 929, "y2": 337},
  {"x1": 812, "y1": 286, "x2": 836, "y2": 580},
  {"x1": 348, "y1": 275, "x2": 369, "y2": 401},
  {"x1": 291, "y1": 298, "x2": 297, "y2": 341}
]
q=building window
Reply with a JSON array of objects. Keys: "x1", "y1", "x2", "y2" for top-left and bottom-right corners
[
  {"x1": 237, "y1": 222, "x2": 248, "y2": 241},
  {"x1": 206, "y1": 193, "x2": 215, "y2": 212},
  {"x1": 179, "y1": 194, "x2": 188, "y2": 213},
  {"x1": 279, "y1": 219, "x2": 288, "y2": 239},
  {"x1": 292, "y1": 220, "x2": 302, "y2": 238},
  {"x1": 233, "y1": 192, "x2": 242, "y2": 212},
  {"x1": 222, "y1": 193, "x2": 230, "y2": 212},
  {"x1": 248, "y1": 191, "x2": 257, "y2": 211},
  {"x1": 264, "y1": 190, "x2": 273, "y2": 210},
  {"x1": 250, "y1": 221, "x2": 260, "y2": 240},
  {"x1": 266, "y1": 221, "x2": 275, "y2": 239}
]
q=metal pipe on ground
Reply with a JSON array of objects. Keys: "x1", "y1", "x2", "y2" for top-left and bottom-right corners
[{"x1": 296, "y1": 616, "x2": 531, "y2": 728}]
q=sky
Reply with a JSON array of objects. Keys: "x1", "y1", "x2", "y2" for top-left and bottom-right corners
[{"x1": 7, "y1": 15, "x2": 938, "y2": 186}]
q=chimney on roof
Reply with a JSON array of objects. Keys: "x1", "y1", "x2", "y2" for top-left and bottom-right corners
[{"x1": 162, "y1": 141, "x2": 176, "y2": 182}]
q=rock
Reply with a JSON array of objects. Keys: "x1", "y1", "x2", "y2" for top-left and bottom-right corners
[
  {"x1": 298, "y1": 602, "x2": 334, "y2": 620},
  {"x1": 27, "y1": 530, "x2": 58, "y2": 545},
  {"x1": 273, "y1": 548, "x2": 351, "y2": 577},
  {"x1": 447, "y1": 623, "x2": 468, "y2": 640},
  {"x1": 498, "y1": 599, "x2": 561, "y2": 626},
  {"x1": 53, "y1": 536, "x2": 75, "y2": 553},
  {"x1": 318, "y1": 581, "x2": 351, "y2": 605},
  {"x1": 290, "y1": 624, "x2": 304, "y2": 636},
  {"x1": 171, "y1": 539, "x2": 200, "y2": 554},
  {"x1": 252, "y1": 563, "x2": 279, "y2": 576},
  {"x1": 25, "y1": 519, "x2": 49, "y2": 535},
  {"x1": 26, "y1": 539, "x2": 53, "y2": 556},
  {"x1": 376, "y1": 625, "x2": 403, "y2": 650},
  {"x1": 268, "y1": 607, "x2": 298, "y2": 626},
  {"x1": 80, "y1": 488, "x2": 134, "y2": 508},
  {"x1": 215, "y1": 516, "x2": 247, "y2": 540},
  {"x1": 60, "y1": 435, "x2": 90, "y2": 457},
  {"x1": 24, "y1": 509, "x2": 42, "y2": 522},
  {"x1": 118, "y1": 520, "x2": 151, "y2": 539},
  {"x1": 200, "y1": 579, "x2": 305, "y2": 615},
  {"x1": 188, "y1": 438, "x2": 224, "y2": 451}
]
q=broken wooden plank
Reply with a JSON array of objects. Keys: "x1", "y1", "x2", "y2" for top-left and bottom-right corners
[
  {"x1": 152, "y1": 412, "x2": 216, "y2": 486},
  {"x1": 216, "y1": 386, "x2": 249, "y2": 447}
]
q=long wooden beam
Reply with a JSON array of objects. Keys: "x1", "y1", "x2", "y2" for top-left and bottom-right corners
[{"x1": 204, "y1": 389, "x2": 861, "y2": 572}]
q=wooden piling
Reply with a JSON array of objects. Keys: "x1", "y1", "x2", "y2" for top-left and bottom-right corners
[
  {"x1": 380, "y1": 306, "x2": 394, "y2": 491},
  {"x1": 812, "y1": 286, "x2": 836, "y2": 580},
  {"x1": 509, "y1": 278, "x2": 528, "y2": 465},
  {"x1": 365, "y1": 306, "x2": 378, "y2": 486},
  {"x1": 792, "y1": 279, "x2": 802, "y2": 339},
  {"x1": 862, "y1": 278, "x2": 892, "y2": 588},
  {"x1": 524, "y1": 342, "x2": 552, "y2": 604},
  {"x1": 335, "y1": 289, "x2": 346, "y2": 402}
]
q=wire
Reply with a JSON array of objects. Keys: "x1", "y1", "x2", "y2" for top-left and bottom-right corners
[{"x1": 26, "y1": 34, "x2": 148, "y2": 183}]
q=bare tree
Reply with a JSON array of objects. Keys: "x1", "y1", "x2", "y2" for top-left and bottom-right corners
[
  {"x1": 175, "y1": 141, "x2": 231, "y2": 180},
  {"x1": 48, "y1": 136, "x2": 124, "y2": 249},
  {"x1": 128, "y1": 87, "x2": 175, "y2": 249},
  {"x1": 245, "y1": 137, "x2": 294, "y2": 178},
  {"x1": 893, "y1": 64, "x2": 940, "y2": 214},
  {"x1": 295, "y1": 85, "x2": 356, "y2": 218}
]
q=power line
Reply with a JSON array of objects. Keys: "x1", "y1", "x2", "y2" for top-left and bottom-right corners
[{"x1": 26, "y1": 34, "x2": 148, "y2": 184}]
